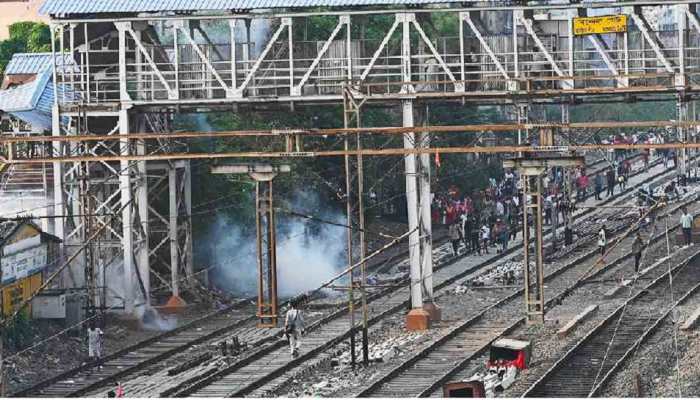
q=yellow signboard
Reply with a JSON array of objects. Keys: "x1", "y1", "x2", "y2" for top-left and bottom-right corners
[{"x1": 573, "y1": 15, "x2": 627, "y2": 35}]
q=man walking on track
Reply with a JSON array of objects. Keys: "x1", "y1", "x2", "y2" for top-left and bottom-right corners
[
  {"x1": 285, "y1": 300, "x2": 305, "y2": 358},
  {"x1": 681, "y1": 208, "x2": 694, "y2": 246},
  {"x1": 87, "y1": 322, "x2": 104, "y2": 370},
  {"x1": 631, "y1": 232, "x2": 645, "y2": 275}
]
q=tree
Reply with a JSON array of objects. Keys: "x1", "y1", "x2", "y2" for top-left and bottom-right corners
[{"x1": 0, "y1": 21, "x2": 52, "y2": 74}]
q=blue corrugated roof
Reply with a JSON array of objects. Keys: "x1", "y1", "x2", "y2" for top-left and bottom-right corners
[
  {"x1": 0, "y1": 71, "x2": 48, "y2": 113},
  {"x1": 40, "y1": 0, "x2": 464, "y2": 15},
  {"x1": 0, "y1": 70, "x2": 74, "y2": 131},
  {"x1": 5, "y1": 53, "x2": 79, "y2": 76}
]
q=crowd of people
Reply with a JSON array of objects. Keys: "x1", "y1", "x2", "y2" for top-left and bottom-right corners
[
  {"x1": 432, "y1": 127, "x2": 700, "y2": 260},
  {"x1": 433, "y1": 143, "x2": 666, "y2": 258}
]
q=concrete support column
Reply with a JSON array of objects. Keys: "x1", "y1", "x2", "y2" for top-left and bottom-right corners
[
  {"x1": 51, "y1": 103, "x2": 64, "y2": 243},
  {"x1": 119, "y1": 109, "x2": 135, "y2": 314},
  {"x1": 136, "y1": 141, "x2": 150, "y2": 306},
  {"x1": 403, "y1": 100, "x2": 430, "y2": 330},
  {"x1": 418, "y1": 107, "x2": 438, "y2": 322}
]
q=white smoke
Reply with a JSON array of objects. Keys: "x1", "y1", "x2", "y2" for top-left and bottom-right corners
[
  {"x1": 206, "y1": 191, "x2": 346, "y2": 298},
  {"x1": 135, "y1": 305, "x2": 178, "y2": 331}
]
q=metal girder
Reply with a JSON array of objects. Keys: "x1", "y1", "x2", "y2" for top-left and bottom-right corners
[
  {"x1": 358, "y1": 17, "x2": 400, "y2": 83},
  {"x1": 175, "y1": 21, "x2": 232, "y2": 98},
  {"x1": 234, "y1": 18, "x2": 291, "y2": 98},
  {"x1": 629, "y1": 7, "x2": 675, "y2": 74},
  {"x1": 587, "y1": 34, "x2": 628, "y2": 88},
  {"x1": 461, "y1": 11, "x2": 509, "y2": 80},
  {"x1": 518, "y1": 15, "x2": 565, "y2": 78},
  {"x1": 115, "y1": 22, "x2": 178, "y2": 100},
  {"x1": 411, "y1": 19, "x2": 463, "y2": 92},
  {"x1": 293, "y1": 16, "x2": 349, "y2": 96}
]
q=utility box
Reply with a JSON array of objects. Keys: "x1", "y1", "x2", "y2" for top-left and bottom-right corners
[
  {"x1": 65, "y1": 292, "x2": 85, "y2": 331},
  {"x1": 31, "y1": 292, "x2": 66, "y2": 319},
  {"x1": 488, "y1": 338, "x2": 531, "y2": 370},
  {"x1": 443, "y1": 381, "x2": 486, "y2": 397}
]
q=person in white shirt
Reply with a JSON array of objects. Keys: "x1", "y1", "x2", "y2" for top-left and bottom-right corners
[
  {"x1": 681, "y1": 208, "x2": 694, "y2": 246},
  {"x1": 480, "y1": 224, "x2": 491, "y2": 254},
  {"x1": 87, "y1": 323, "x2": 104, "y2": 369},
  {"x1": 598, "y1": 225, "x2": 607, "y2": 257},
  {"x1": 284, "y1": 301, "x2": 305, "y2": 357}
]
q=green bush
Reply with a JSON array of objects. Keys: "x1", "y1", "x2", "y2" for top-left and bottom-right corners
[
  {"x1": 3, "y1": 310, "x2": 33, "y2": 350},
  {"x1": 0, "y1": 21, "x2": 52, "y2": 75}
]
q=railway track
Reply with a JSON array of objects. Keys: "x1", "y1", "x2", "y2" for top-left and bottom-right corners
[
  {"x1": 351, "y1": 189, "x2": 700, "y2": 398},
  {"x1": 12, "y1": 301, "x2": 263, "y2": 397},
  {"x1": 170, "y1": 156, "x2": 676, "y2": 397},
  {"x1": 10, "y1": 152, "x2": 652, "y2": 397},
  {"x1": 523, "y1": 251, "x2": 700, "y2": 397}
]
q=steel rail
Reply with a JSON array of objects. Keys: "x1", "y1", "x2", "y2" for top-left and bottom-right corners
[
  {"x1": 356, "y1": 191, "x2": 700, "y2": 398},
  {"x1": 356, "y1": 192, "x2": 696, "y2": 397},
  {"x1": 8, "y1": 153, "x2": 648, "y2": 397},
  {"x1": 180, "y1": 155, "x2": 669, "y2": 397},
  {"x1": 11, "y1": 299, "x2": 252, "y2": 397},
  {"x1": 523, "y1": 252, "x2": 700, "y2": 397}
]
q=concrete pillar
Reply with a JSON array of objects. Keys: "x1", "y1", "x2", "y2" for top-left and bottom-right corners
[
  {"x1": 119, "y1": 109, "x2": 135, "y2": 314},
  {"x1": 51, "y1": 103, "x2": 64, "y2": 242},
  {"x1": 418, "y1": 109, "x2": 438, "y2": 322},
  {"x1": 403, "y1": 100, "x2": 429, "y2": 330},
  {"x1": 136, "y1": 140, "x2": 149, "y2": 305}
]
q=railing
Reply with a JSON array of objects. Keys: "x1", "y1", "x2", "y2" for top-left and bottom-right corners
[{"x1": 51, "y1": 15, "x2": 700, "y2": 106}]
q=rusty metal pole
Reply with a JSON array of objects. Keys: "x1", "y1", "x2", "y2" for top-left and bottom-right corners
[
  {"x1": 522, "y1": 176, "x2": 532, "y2": 322},
  {"x1": 255, "y1": 182, "x2": 265, "y2": 324},
  {"x1": 356, "y1": 127, "x2": 369, "y2": 366},
  {"x1": 211, "y1": 164, "x2": 288, "y2": 327},
  {"x1": 268, "y1": 181, "x2": 278, "y2": 323},
  {"x1": 343, "y1": 110, "x2": 356, "y2": 369}
]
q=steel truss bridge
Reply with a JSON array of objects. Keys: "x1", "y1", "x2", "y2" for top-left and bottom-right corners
[{"x1": 8, "y1": 0, "x2": 700, "y2": 318}]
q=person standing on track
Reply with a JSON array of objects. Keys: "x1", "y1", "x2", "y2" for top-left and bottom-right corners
[
  {"x1": 87, "y1": 322, "x2": 104, "y2": 370},
  {"x1": 632, "y1": 232, "x2": 645, "y2": 275},
  {"x1": 598, "y1": 225, "x2": 608, "y2": 257},
  {"x1": 594, "y1": 172, "x2": 604, "y2": 200},
  {"x1": 449, "y1": 221, "x2": 462, "y2": 257},
  {"x1": 606, "y1": 168, "x2": 616, "y2": 197},
  {"x1": 284, "y1": 300, "x2": 305, "y2": 358},
  {"x1": 681, "y1": 208, "x2": 694, "y2": 246},
  {"x1": 480, "y1": 222, "x2": 491, "y2": 255}
]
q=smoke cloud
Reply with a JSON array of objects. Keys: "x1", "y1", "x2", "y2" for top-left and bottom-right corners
[{"x1": 205, "y1": 190, "x2": 346, "y2": 298}]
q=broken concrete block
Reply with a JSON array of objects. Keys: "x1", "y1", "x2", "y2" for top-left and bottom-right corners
[
  {"x1": 604, "y1": 280, "x2": 632, "y2": 298},
  {"x1": 557, "y1": 305, "x2": 599, "y2": 337},
  {"x1": 681, "y1": 306, "x2": 700, "y2": 330}
]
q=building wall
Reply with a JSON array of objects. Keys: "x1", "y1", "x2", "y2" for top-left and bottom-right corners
[{"x1": 0, "y1": 0, "x2": 47, "y2": 40}]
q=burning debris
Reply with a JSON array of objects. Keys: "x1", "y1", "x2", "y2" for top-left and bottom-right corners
[{"x1": 444, "y1": 338, "x2": 531, "y2": 398}]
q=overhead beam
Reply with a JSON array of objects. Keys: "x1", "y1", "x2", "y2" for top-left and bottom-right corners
[
  {"x1": 9, "y1": 119, "x2": 700, "y2": 144},
  {"x1": 11, "y1": 142, "x2": 700, "y2": 164},
  {"x1": 50, "y1": 1, "x2": 700, "y2": 24}
]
